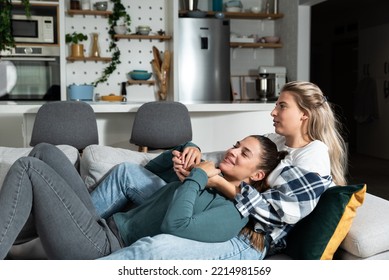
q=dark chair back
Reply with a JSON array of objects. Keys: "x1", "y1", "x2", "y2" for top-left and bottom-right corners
[
  {"x1": 30, "y1": 101, "x2": 98, "y2": 151},
  {"x1": 130, "y1": 101, "x2": 192, "y2": 152}
]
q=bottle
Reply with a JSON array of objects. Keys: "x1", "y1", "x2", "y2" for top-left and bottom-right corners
[
  {"x1": 70, "y1": 0, "x2": 81, "y2": 10},
  {"x1": 212, "y1": 0, "x2": 223, "y2": 12},
  {"x1": 81, "y1": 0, "x2": 91, "y2": 10},
  {"x1": 90, "y1": 33, "x2": 100, "y2": 58},
  {"x1": 121, "y1": 82, "x2": 127, "y2": 97},
  {"x1": 274, "y1": 0, "x2": 278, "y2": 14}
]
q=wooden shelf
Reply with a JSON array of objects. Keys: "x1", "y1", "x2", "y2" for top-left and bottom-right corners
[
  {"x1": 127, "y1": 79, "x2": 155, "y2": 85},
  {"x1": 67, "y1": 9, "x2": 113, "y2": 17},
  {"x1": 114, "y1": 34, "x2": 172, "y2": 41},
  {"x1": 66, "y1": 56, "x2": 112, "y2": 62},
  {"x1": 178, "y1": 10, "x2": 284, "y2": 20},
  {"x1": 230, "y1": 42, "x2": 283, "y2": 48}
]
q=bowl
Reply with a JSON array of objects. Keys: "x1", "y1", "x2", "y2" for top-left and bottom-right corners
[
  {"x1": 226, "y1": 7, "x2": 242, "y2": 12},
  {"x1": 187, "y1": 10, "x2": 207, "y2": 18},
  {"x1": 263, "y1": 36, "x2": 280, "y2": 43},
  {"x1": 113, "y1": 25, "x2": 127, "y2": 34},
  {"x1": 101, "y1": 94, "x2": 125, "y2": 102},
  {"x1": 137, "y1": 25, "x2": 151, "y2": 35},
  {"x1": 225, "y1": 0, "x2": 242, "y2": 7},
  {"x1": 94, "y1": 1, "x2": 108, "y2": 11},
  {"x1": 251, "y1": 6, "x2": 261, "y2": 13},
  {"x1": 129, "y1": 70, "x2": 152, "y2": 80}
]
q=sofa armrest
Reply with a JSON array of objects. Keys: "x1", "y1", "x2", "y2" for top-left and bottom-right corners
[
  {"x1": 0, "y1": 145, "x2": 79, "y2": 191},
  {"x1": 336, "y1": 193, "x2": 389, "y2": 259}
]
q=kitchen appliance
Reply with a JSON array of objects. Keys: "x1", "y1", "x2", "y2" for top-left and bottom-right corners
[
  {"x1": 11, "y1": 14, "x2": 55, "y2": 44},
  {"x1": 256, "y1": 66, "x2": 287, "y2": 101},
  {"x1": 177, "y1": 18, "x2": 230, "y2": 102},
  {"x1": 0, "y1": 46, "x2": 60, "y2": 101}
]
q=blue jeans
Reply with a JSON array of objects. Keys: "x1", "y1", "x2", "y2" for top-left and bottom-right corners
[
  {"x1": 0, "y1": 143, "x2": 121, "y2": 260},
  {"x1": 91, "y1": 163, "x2": 266, "y2": 260},
  {"x1": 90, "y1": 162, "x2": 167, "y2": 218},
  {"x1": 99, "y1": 234, "x2": 266, "y2": 260}
]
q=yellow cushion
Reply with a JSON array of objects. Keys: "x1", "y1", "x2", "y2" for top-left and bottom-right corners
[{"x1": 285, "y1": 184, "x2": 366, "y2": 260}]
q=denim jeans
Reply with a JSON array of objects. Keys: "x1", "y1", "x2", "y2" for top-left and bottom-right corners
[
  {"x1": 0, "y1": 143, "x2": 121, "y2": 260},
  {"x1": 90, "y1": 164, "x2": 265, "y2": 260},
  {"x1": 90, "y1": 162, "x2": 167, "y2": 219},
  {"x1": 99, "y1": 234, "x2": 266, "y2": 260}
]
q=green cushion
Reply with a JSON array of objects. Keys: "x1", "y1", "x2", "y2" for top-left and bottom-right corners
[{"x1": 285, "y1": 184, "x2": 366, "y2": 260}]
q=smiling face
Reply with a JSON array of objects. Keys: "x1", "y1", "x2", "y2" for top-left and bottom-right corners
[{"x1": 218, "y1": 136, "x2": 265, "y2": 185}]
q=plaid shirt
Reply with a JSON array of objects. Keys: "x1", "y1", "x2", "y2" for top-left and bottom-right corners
[{"x1": 235, "y1": 163, "x2": 333, "y2": 252}]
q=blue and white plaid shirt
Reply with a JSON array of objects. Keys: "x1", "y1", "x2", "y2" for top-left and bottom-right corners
[{"x1": 235, "y1": 162, "x2": 333, "y2": 252}]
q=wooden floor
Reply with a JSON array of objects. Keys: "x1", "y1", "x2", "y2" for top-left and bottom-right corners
[{"x1": 347, "y1": 153, "x2": 389, "y2": 200}]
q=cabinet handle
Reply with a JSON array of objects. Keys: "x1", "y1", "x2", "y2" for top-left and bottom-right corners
[{"x1": 385, "y1": 80, "x2": 389, "y2": 98}]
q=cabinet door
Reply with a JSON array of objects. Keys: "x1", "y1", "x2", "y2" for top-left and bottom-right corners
[{"x1": 359, "y1": 24, "x2": 389, "y2": 79}]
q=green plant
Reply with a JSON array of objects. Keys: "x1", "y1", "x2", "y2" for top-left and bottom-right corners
[
  {"x1": 65, "y1": 32, "x2": 88, "y2": 45},
  {"x1": 0, "y1": 0, "x2": 31, "y2": 52},
  {"x1": 93, "y1": 0, "x2": 131, "y2": 86}
]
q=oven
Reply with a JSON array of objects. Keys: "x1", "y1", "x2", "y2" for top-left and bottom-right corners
[{"x1": 0, "y1": 46, "x2": 60, "y2": 101}]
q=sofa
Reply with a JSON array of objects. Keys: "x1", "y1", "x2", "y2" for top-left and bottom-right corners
[{"x1": 1, "y1": 144, "x2": 389, "y2": 260}]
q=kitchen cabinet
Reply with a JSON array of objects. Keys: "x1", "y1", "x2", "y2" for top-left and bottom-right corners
[
  {"x1": 357, "y1": 23, "x2": 389, "y2": 159},
  {"x1": 178, "y1": 10, "x2": 283, "y2": 49}
]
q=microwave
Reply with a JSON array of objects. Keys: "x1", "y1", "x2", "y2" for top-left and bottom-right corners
[{"x1": 11, "y1": 15, "x2": 55, "y2": 44}]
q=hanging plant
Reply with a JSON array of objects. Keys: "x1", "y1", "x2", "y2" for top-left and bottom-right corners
[
  {"x1": 93, "y1": 0, "x2": 131, "y2": 86},
  {"x1": 0, "y1": 0, "x2": 31, "y2": 52}
]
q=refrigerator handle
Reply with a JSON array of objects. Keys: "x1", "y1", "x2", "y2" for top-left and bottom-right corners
[{"x1": 201, "y1": 37, "x2": 208, "y2": 49}]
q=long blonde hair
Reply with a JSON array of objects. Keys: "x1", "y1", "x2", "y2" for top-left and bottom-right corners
[{"x1": 281, "y1": 81, "x2": 347, "y2": 185}]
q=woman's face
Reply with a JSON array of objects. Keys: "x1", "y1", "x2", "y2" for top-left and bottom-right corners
[
  {"x1": 270, "y1": 91, "x2": 307, "y2": 137},
  {"x1": 218, "y1": 136, "x2": 263, "y2": 183}
]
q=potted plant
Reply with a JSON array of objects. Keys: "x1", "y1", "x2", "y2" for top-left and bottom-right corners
[
  {"x1": 65, "y1": 32, "x2": 88, "y2": 58},
  {"x1": 93, "y1": 0, "x2": 131, "y2": 86},
  {"x1": 0, "y1": 0, "x2": 31, "y2": 52}
]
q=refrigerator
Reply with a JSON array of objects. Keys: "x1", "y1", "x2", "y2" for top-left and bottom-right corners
[{"x1": 177, "y1": 18, "x2": 230, "y2": 102}]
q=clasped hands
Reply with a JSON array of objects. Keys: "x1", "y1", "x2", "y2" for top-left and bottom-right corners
[{"x1": 172, "y1": 148, "x2": 222, "y2": 187}]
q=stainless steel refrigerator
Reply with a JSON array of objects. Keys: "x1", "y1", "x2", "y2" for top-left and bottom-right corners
[{"x1": 177, "y1": 18, "x2": 230, "y2": 102}]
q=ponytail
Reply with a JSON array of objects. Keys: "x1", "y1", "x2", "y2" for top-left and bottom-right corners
[{"x1": 240, "y1": 135, "x2": 288, "y2": 251}]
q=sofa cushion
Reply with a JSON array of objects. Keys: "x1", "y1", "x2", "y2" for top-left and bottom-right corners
[
  {"x1": 336, "y1": 192, "x2": 389, "y2": 259},
  {"x1": 80, "y1": 144, "x2": 225, "y2": 191},
  {"x1": 284, "y1": 184, "x2": 366, "y2": 260},
  {"x1": 0, "y1": 145, "x2": 79, "y2": 190}
]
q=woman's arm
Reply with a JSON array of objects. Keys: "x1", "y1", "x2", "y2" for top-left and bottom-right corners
[
  {"x1": 235, "y1": 163, "x2": 333, "y2": 227},
  {"x1": 161, "y1": 163, "x2": 248, "y2": 243},
  {"x1": 144, "y1": 142, "x2": 200, "y2": 182}
]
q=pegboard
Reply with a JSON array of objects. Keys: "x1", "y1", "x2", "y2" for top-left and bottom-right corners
[{"x1": 65, "y1": 0, "x2": 170, "y2": 101}]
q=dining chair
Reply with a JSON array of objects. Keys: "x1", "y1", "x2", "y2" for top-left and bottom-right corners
[
  {"x1": 30, "y1": 101, "x2": 99, "y2": 152},
  {"x1": 130, "y1": 101, "x2": 192, "y2": 152}
]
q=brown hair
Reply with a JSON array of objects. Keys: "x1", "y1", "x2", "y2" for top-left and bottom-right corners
[{"x1": 239, "y1": 135, "x2": 287, "y2": 251}]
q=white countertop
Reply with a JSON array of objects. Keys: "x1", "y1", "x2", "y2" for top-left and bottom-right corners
[{"x1": 0, "y1": 101, "x2": 275, "y2": 114}]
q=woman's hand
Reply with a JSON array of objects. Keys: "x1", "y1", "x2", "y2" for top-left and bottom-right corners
[
  {"x1": 172, "y1": 147, "x2": 201, "y2": 181},
  {"x1": 196, "y1": 161, "x2": 221, "y2": 180}
]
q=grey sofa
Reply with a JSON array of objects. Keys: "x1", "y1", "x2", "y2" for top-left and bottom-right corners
[{"x1": 1, "y1": 144, "x2": 389, "y2": 260}]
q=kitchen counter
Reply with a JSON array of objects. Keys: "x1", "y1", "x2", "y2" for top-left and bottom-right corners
[
  {"x1": 0, "y1": 101, "x2": 275, "y2": 114},
  {"x1": 0, "y1": 101, "x2": 275, "y2": 151}
]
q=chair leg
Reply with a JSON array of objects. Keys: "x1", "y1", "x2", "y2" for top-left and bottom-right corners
[{"x1": 138, "y1": 146, "x2": 148, "y2": 153}]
